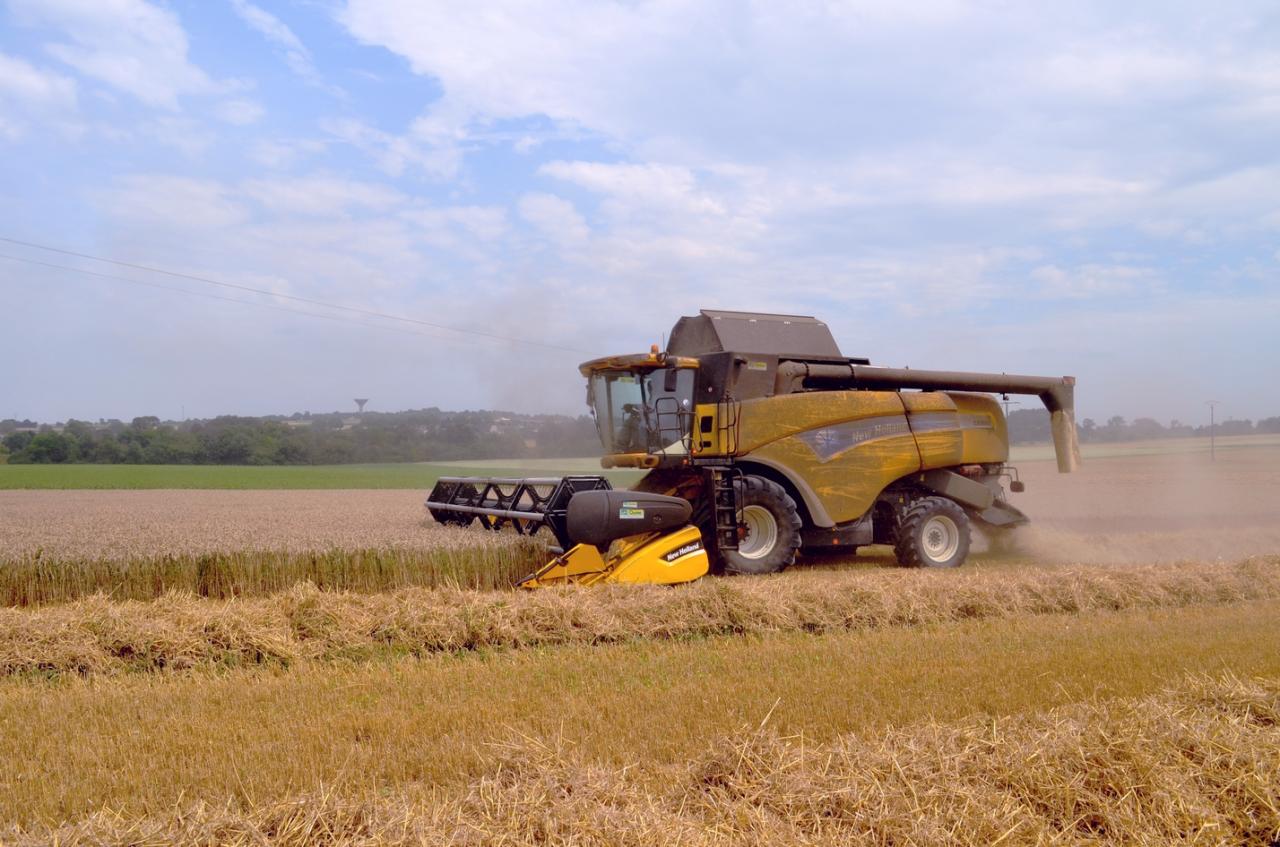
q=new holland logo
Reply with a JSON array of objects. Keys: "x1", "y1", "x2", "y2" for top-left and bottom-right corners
[{"x1": 663, "y1": 540, "x2": 703, "y2": 563}]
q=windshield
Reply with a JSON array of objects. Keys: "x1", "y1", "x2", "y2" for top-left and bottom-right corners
[{"x1": 589, "y1": 368, "x2": 695, "y2": 455}]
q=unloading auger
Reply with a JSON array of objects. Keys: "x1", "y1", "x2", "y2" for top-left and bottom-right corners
[{"x1": 426, "y1": 310, "x2": 1079, "y2": 586}]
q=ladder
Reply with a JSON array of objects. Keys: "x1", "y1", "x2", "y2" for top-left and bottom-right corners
[{"x1": 709, "y1": 466, "x2": 740, "y2": 554}]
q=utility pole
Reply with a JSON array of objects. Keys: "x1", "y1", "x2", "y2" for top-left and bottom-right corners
[{"x1": 1206, "y1": 400, "x2": 1219, "y2": 462}]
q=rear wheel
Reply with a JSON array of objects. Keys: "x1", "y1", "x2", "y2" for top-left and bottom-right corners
[
  {"x1": 722, "y1": 476, "x2": 802, "y2": 575},
  {"x1": 894, "y1": 496, "x2": 971, "y2": 568}
]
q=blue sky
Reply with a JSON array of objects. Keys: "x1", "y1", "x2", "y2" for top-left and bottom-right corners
[{"x1": 1, "y1": 0, "x2": 1277, "y2": 425}]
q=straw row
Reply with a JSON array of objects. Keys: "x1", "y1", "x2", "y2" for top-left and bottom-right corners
[
  {"x1": 10, "y1": 673, "x2": 1278, "y2": 846},
  {"x1": 3, "y1": 557, "x2": 1276, "y2": 677}
]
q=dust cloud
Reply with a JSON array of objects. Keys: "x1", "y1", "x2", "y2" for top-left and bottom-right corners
[{"x1": 979, "y1": 444, "x2": 1280, "y2": 564}]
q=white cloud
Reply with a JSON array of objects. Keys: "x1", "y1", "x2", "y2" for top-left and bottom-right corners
[
  {"x1": 1037, "y1": 44, "x2": 1203, "y2": 100},
  {"x1": 12, "y1": 0, "x2": 219, "y2": 108},
  {"x1": 144, "y1": 116, "x2": 214, "y2": 157},
  {"x1": 406, "y1": 205, "x2": 509, "y2": 243},
  {"x1": 0, "y1": 52, "x2": 78, "y2": 107},
  {"x1": 336, "y1": 1, "x2": 1280, "y2": 221},
  {"x1": 230, "y1": 0, "x2": 322, "y2": 84},
  {"x1": 4, "y1": 1, "x2": 1278, "y2": 422},
  {"x1": 249, "y1": 138, "x2": 328, "y2": 169},
  {"x1": 518, "y1": 193, "x2": 589, "y2": 246},
  {"x1": 321, "y1": 117, "x2": 463, "y2": 179},
  {"x1": 97, "y1": 175, "x2": 249, "y2": 229},
  {"x1": 1029, "y1": 263, "x2": 1163, "y2": 300},
  {"x1": 540, "y1": 161, "x2": 725, "y2": 216},
  {"x1": 242, "y1": 176, "x2": 404, "y2": 217},
  {"x1": 214, "y1": 98, "x2": 265, "y2": 126},
  {"x1": 0, "y1": 51, "x2": 79, "y2": 139}
]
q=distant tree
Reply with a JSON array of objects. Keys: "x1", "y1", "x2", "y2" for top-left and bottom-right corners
[
  {"x1": 131, "y1": 416, "x2": 161, "y2": 431},
  {"x1": 207, "y1": 429, "x2": 254, "y2": 464},
  {"x1": 21, "y1": 432, "x2": 75, "y2": 463},
  {"x1": 1129, "y1": 417, "x2": 1165, "y2": 440},
  {"x1": 1217, "y1": 419, "x2": 1254, "y2": 436},
  {"x1": 1091, "y1": 416, "x2": 1127, "y2": 442},
  {"x1": 2, "y1": 431, "x2": 34, "y2": 454},
  {"x1": 1006, "y1": 408, "x2": 1051, "y2": 444},
  {"x1": 141, "y1": 428, "x2": 204, "y2": 464},
  {"x1": 1258, "y1": 416, "x2": 1280, "y2": 434},
  {"x1": 91, "y1": 437, "x2": 126, "y2": 463}
]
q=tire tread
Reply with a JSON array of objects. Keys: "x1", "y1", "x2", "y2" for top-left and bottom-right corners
[
  {"x1": 893, "y1": 495, "x2": 971, "y2": 568},
  {"x1": 723, "y1": 476, "x2": 802, "y2": 575}
]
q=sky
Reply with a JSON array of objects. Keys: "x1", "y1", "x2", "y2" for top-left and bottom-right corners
[{"x1": 0, "y1": 0, "x2": 1277, "y2": 426}]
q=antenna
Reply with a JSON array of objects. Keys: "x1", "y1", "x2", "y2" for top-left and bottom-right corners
[
  {"x1": 354, "y1": 398, "x2": 369, "y2": 413},
  {"x1": 1205, "y1": 400, "x2": 1219, "y2": 462}
]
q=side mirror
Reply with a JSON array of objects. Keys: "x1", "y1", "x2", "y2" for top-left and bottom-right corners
[
  {"x1": 1010, "y1": 480, "x2": 1026, "y2": 493},
  {"x1": 663, "y1": 368, "x2": 679, "y2": 393}
]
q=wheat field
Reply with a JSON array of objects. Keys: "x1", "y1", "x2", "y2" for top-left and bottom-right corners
[
  {"x1": 0, "y1": 543, "x2": 541, "y2": 606},
  {"x1": 2, "y1": 445, "x2": 1279, "y2": 843},
  {"x1": 4, "y1": 670, "x2": 1278, "y2": 844}
]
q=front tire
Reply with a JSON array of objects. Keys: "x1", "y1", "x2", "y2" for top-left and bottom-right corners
[
  {"x1": 894, "y1": 496, "x2": 971, "y2": 568},
  {"x1": 722, "y1": 476, "x2": 802, "y2": 575}
]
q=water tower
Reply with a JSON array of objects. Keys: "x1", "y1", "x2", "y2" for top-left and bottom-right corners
[{"x1": 354, "y1": 398, "x2": 369, "y2": 413}]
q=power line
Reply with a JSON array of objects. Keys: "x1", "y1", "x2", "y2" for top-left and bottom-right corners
[
  {"x1": 0, "y1": 252, "x2": 479, "y2": 345},
  {"x1": 0, "y1": 235, "x2": 590, "y2": 354}
]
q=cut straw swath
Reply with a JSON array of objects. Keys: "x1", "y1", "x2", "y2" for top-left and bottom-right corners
[{"x1": 1, "y1": 557, "x2": 1276, "y2": 677}]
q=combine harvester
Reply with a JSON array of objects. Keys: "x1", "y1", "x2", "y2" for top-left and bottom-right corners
[{"x1": 427, "y1": 310, "x2": 1078, "y2": 587}]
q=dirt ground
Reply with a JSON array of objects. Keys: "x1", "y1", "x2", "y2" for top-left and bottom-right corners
[
  {"x1": 1001, "y1": 445, "x2": 1280, "y2": 563},
  {"x1": 1, "y1": 442, "x2": 1277, "y2": 564}
]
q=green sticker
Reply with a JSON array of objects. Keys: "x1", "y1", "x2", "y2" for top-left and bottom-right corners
[
  {"x1": 747, "y1": 360, "x2": 767, "y2": 371},
  {"x1": 619, "y1": 507, "x2": 645, "y2": 519}
]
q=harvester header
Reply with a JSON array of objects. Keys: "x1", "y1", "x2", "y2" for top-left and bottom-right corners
[{"x1": 428, "y1": 309, "x2": 1079, "y2": 586}]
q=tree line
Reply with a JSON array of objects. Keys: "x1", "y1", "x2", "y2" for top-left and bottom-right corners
[
  {"x1": 0, "y1": 409, "x2": 601, "y2": 465},
  {"x1": 2, "y1": 407, "x2": 1275, "y2": 465},
  {"x1": 1006, "y1": 409, "x2": 1280, "y2": 445}
]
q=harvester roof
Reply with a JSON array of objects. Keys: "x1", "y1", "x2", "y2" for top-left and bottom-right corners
[{"x1": 666, "y1": 310, "x2": 865, "y2": 363}]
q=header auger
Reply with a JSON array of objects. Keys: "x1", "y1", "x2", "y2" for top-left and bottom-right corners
[{"x1": 426, "y1": 309, "x2": 1079, "y2": 587}]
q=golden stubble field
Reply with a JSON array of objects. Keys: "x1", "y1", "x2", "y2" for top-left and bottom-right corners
[{"x1": 2, "y1": 441, "x2": 1279, "y2": 844}]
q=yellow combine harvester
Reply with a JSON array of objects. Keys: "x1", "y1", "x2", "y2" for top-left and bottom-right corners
[{"x1": 427, "y1": 310, "x2": 1079, "y2": 586}]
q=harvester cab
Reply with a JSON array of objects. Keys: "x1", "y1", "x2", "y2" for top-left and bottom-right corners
[
  {"x1": 427, "y1": 309, "x2": 1080, "y2": 586},
  {"x1": 582, "y1": 351, "x2": 699, "y2": 463}
]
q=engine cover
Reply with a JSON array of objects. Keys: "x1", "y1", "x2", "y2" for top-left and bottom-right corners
[{"x1": 566, "y1": 490, "x2": 692, "y2": 548}]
